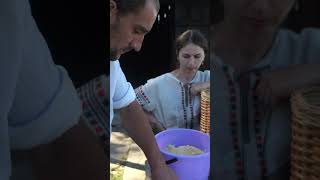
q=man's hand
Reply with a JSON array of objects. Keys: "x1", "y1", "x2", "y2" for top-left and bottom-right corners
[
  {"x1": 151, "y1": 163, "x2": 178, "y2": 180},
  {"x1": 120, "y1": 100, "x2": 178, "y2": 180}
]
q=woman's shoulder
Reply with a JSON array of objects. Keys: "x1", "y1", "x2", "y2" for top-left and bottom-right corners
[
  {"x1": 278, "y1": 28, "x2": 320, "y2": 46},
  {"x1": 142, "y1": 72, "x2": 176, "y2": 87},
  {"x1": 149, "y1": 72, "x2": 175, "y2": 82},
  {"x1": 279, "y1": 28, "x2": 320, "y2": 40},
  {"x1": 298, "y1": 28, "x2": 320, "y2": 54},
  {"x1": 275, "y1": 28, "x2": 320, "y2": 65},
  {"x1": 196, "y1": 70, "x2": 210, "y2": 77},
  {"x1": 198, "y1": 70, "x2": 210, "y2": 74},
  {"x1": 193, "y1": 70, "x2": 210, "y2": 82}
]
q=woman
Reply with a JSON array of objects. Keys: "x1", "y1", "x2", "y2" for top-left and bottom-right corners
[
  {"x1": 135, "y1": 29, "x2": 210, "y2": 131},
  {"x1": 210, "y1": 0, "x2": 320, "y2": 179}
]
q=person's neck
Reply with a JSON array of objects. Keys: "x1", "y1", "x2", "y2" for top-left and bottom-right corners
[
  {"x1": 173, "y1": 68, "x2": 197, "y2": 84},
  {"x1": 212, "y1": 20, "x2": 277, "y2": 72}
]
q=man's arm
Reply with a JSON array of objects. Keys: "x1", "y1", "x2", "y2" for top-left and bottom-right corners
[
  {"x1": 31, "y1": 119, "x2": 107, "y2": 180},
  {"x1": 119, "y1": 100, "x2": 177, "y2": 180}
]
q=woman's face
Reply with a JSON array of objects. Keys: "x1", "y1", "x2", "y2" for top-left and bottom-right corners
[
  {"x1": 222, "y1": 0, "x2": 295, "y2": 33},
  {"x1": 178, "y1": 43, "x2": 205, "y2": 72}
]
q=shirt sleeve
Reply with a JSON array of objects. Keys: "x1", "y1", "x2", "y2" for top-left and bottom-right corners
[
  {"x1": 300, "y1": 28, "x2": 320, "y2": 64},
  {"x1": 8, "y1": 1, "x2": 81, "y2": 150},
  {"x1": 203, "y1": 70, "x2": 211, "y2": 82},
  {"x1": 0, "y1": 0, "x2": 27, "y2": 176},
  {"x1": 134, "y1": 78, "x2": 157, "y2": 112},
  {"x1": 112, "y1": 65, "x2": 136, "y2": 109}
]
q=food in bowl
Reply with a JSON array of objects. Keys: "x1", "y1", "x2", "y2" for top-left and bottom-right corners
[{"x1": 166, "y1": 144, "x2": 204, "y2": 155}]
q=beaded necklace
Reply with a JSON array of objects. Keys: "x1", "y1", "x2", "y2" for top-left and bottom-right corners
[
  {"x1": 222, "y1": 65, "x2": 267, "y2": 180},
  {"x1": 252, "y1": 72, "x2": 268, "y2": 179},
  {"x1": 180, "y1": 82, "x2": 195, "y2": 129}
]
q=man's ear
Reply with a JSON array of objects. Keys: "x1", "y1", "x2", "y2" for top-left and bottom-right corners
[{"x1": 110, "y1": 0, "x2": 117, "y2": 23}]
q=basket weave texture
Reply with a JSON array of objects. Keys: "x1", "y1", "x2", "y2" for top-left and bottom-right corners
[
  {"x1": 200, "y1": 89, "x2": 210, "y2": 134},
  {"x1": 290, "y1": 86, "x2": 320, "y2": 180}
]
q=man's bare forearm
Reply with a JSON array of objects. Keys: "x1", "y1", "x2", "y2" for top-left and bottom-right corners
[
  {"x1": 119, "y1": 100, "x2": 164, "y2": 169},
  {"x1": 31, "y1": 119, "x2": 107, "y2": 180}
]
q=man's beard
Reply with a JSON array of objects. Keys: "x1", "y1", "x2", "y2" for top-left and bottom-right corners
[
  {"x1": 110, "y1": 16, "x2": 133, "y2": 61},
  {"x1": 110, "y1": 16, "x2": 121, "y2": 61},
  {"x1": 110, "y1": 49, "x2": 118, "y2": 61}
]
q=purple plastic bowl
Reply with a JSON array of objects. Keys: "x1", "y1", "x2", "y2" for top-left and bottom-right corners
[{"x1": 155, "y1": 128, "x2": 210, "y2": 180}]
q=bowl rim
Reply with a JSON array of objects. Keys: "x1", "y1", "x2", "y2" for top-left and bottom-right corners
[{"x1": 155, "y1": 128, "x2": 210, "y2": 159}]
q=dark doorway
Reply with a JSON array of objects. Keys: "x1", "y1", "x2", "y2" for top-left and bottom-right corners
[
  {"x1": 119, "y1": 0, "x2": 175, "y2": 88},
  {"x1": 30, "y1": 0, "x2": 106, "y2": 88}
]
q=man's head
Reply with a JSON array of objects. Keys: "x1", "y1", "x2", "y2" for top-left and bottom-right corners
[{"x1": 110, "y1": 0, "x2": 160, "y2": 61}]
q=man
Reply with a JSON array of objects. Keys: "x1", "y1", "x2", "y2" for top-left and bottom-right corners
[
  {"x1": 110, "y1": 0, "x2": 178, "y2": 179},
  {"x1": 0, "y1": 0, "x2": 106, "y2": 179}
]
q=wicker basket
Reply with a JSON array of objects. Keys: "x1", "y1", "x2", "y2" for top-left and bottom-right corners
[
  {"x1": 290, "y1": 86, "x2": 320, "y2": 180},
  {"x1": 200, "y1": 89, "x2": 210, "y2": 134}
]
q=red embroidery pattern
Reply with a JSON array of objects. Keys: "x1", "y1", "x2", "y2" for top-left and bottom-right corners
[
  {"x1": 135, "y1": 86, "x2": 151, "y2": 107},
  {"x1": 77, "y1": 75, "x2": 108, "y2": 144},
  {"x1": 223, "y1": 66, "x2": 267, "y2": 180}
]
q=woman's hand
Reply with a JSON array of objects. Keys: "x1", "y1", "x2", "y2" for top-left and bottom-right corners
[
  {"x1": 146, "y1": 113, "x2": 166, "y2": 132},
  {"x1": 190, "y1": 82, "x2": 210, "y2": 96},
  {"x1": 255, "y1": 64, "x2": 320, "y2": 108}
]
